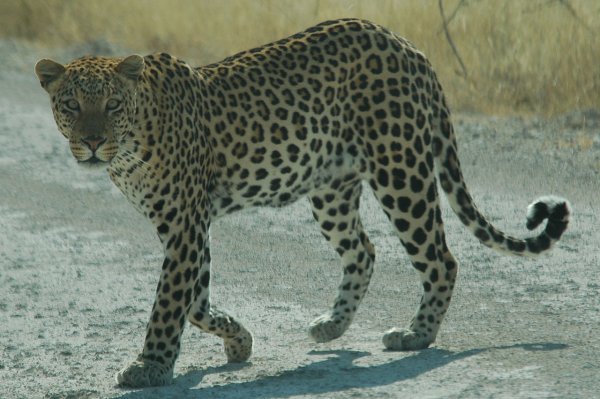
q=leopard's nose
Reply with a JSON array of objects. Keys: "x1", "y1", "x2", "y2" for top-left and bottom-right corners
[{"x1": 81, "y1": 136, "x2": 107, "y2": 152}]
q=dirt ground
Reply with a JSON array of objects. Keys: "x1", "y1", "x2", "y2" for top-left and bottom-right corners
[{"x1": 1, "y1": 41, "x2": 599, "y2": 398}]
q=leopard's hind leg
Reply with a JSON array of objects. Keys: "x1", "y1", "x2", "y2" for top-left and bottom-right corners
[
  {"x1": 308, "y1": 178, "x2": 376, "y2": 343},
  {"x1": 370, "y1": 168, "x2": 458, "y2": 350}
]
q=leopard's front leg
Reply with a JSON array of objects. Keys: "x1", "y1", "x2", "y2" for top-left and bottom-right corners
[
  {"x1": 116, "y1": 213, "x2": 207, "y2": 387},
  {"x1": 187, "y1": 242, "x2": 253, "y2": 363}
]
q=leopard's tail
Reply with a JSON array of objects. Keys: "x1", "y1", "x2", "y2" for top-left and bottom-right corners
[{"x1": 431, "y1": 87, "x2": 570, "y2": 257}]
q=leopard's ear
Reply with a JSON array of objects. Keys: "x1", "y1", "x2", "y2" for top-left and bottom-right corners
[
  {"x1": 116, "y1": 55, "x2": 145, "y2": 81},
  {"x1": 35, "y1": 59, "x2": 66, "y2": 90}
]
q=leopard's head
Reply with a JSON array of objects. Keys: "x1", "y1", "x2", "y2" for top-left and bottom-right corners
[{"x1": 35, "y1": 55, "x2": 144, "y2": 167}]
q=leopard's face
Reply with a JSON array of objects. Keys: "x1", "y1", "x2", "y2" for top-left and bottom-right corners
[{"x1": 35, "y1": 55, "x2": 145, "y2": 167}]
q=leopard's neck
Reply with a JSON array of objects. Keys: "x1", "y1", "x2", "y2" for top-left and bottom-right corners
[{"x1": 108, "y1": 57, "x2": 214, "y2": 218}]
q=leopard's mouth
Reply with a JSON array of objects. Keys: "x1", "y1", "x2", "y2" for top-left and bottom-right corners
[
  {"x1": 77, "y1": 155, "x2": 110, "y2": 169},
  {"x1": 69, "y1": 139, "x2": 118, "y2": 166},
  {"x1": 81, "y1": 155, "x2": 104, "y2": 164}
]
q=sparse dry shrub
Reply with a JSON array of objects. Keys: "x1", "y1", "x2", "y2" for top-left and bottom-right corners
[{"x1": 1, "y1": 0, "x2": 598, "y2": 115}]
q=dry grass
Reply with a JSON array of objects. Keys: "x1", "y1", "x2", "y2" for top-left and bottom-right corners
[{"x1": 1, "y1": 0, "x2": 598, "y2": 115}]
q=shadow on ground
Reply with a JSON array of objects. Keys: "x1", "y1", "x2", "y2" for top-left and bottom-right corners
[{"x1": 115, "y1": 342, "x2": 567, "y2": 399}]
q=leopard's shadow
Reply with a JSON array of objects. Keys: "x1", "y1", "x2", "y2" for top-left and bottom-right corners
[{"x1": 115, "y1": 342, "x2": 566, "y2": 399}]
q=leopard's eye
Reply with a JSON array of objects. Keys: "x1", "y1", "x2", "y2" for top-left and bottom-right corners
[
  {"x1": 106, "y1": 98, "x2": 122, "y2": 112},
  {"x1": 64, "y1": 99, "x2": 80, "y2": 112}
]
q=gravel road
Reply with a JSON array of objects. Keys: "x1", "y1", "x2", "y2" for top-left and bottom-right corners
[{"x1": 1, "y1": 41, "x2": 599, "y2": 398}]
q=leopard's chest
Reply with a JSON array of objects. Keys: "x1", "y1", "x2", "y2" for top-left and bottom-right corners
[{"x1": 107, "y1": 150, "x2": 165, "y2": 216}]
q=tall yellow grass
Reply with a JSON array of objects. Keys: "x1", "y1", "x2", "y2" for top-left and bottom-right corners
[{"x1": 1, "y1": 0, "x2": 598, "y2": 115}]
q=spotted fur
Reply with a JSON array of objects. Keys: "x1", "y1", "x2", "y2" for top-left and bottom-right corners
[{"x1": 35, "y1": 19, "x2": 570, "y2": 387}]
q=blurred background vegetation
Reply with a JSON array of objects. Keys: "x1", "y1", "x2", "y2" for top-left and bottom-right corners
[{"x1": 0, "y1": 0, "x2": 598, "y2": 116}]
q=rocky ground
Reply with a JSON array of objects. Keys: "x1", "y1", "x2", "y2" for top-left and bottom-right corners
[{"x1": 0, "y1": 40, "x2": 599, "y2": 398}]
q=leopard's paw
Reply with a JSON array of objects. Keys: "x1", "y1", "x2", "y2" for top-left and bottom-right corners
[
  {"x1": 382, "y1": 328, "x2": 433, "y2": 351},
  {"x1": 224, "y1": 327, "x2": 253, "y2": 362},
  {"x1": 308, "y1": 314, "x2": 349, "y2": 343},
  {"x1": 116, "y1": 356, "x2": 173, "y2": 388}
]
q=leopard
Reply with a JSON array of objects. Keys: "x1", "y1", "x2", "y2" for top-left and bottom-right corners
[{"x1": 35, "y1": 18, "x2": 571, "y2": 387}]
